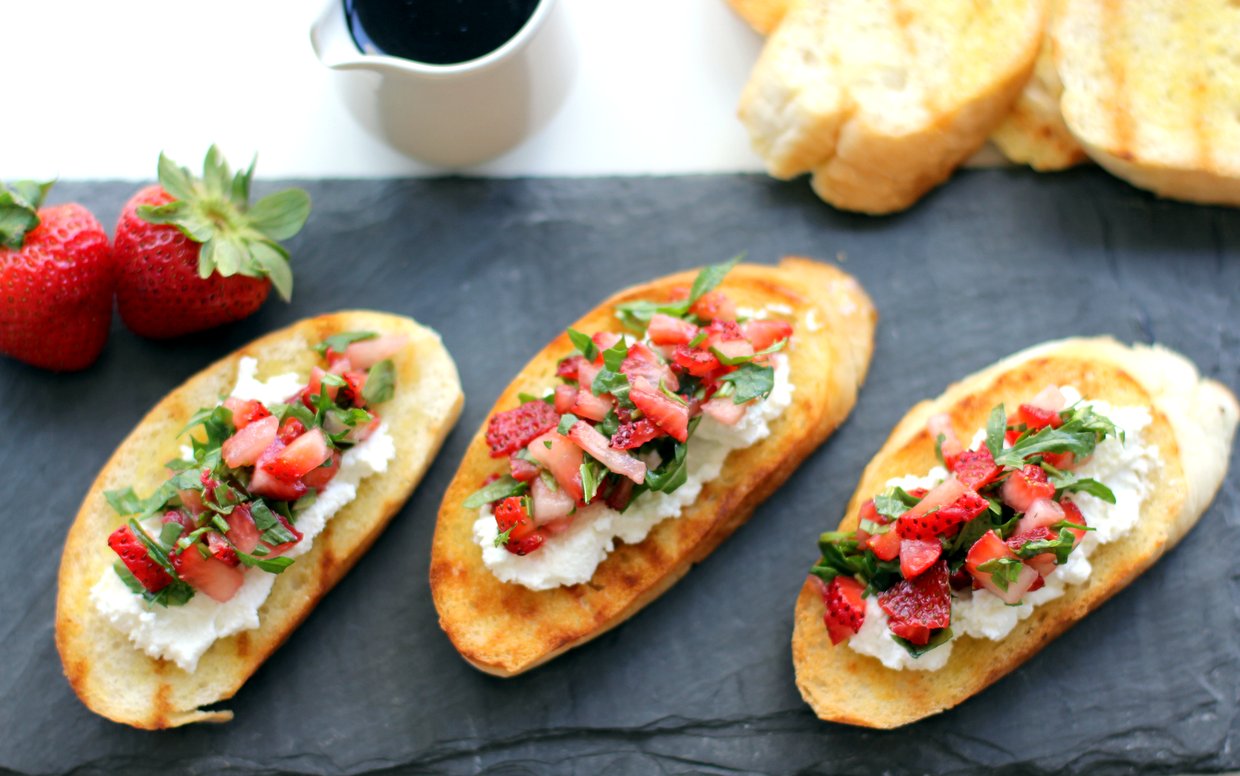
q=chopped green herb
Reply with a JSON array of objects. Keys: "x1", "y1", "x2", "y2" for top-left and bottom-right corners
[
  {"x1": 463, "y1": 475, "x2": 529, "y2": 510},
  {"x1": 567, "y1": 328, "x2": 599, "y2": 361},
  {"x1": 976, "y1": 557, "x2": 1024, "y2": 592},
  {"x1": 493, "y1": 526, "x2": 514, "y2": 547},
  {"x1": 986, "y1": 405, "x2": 1006, "y2": 459},
  {"x1": 580, "y1": 457, "x2": 605, "y2": 504},
  {"x1": 518, "y1": 391, "x2": 553, "y2": 405},
  {"x1": 315, "y1": 331, "x2": 377, "y2": 356},
  {"x1": 892, "y1": 627, "x2": 954, "y2": 658},
  {"x1": 236, "y1": 550, "x2": 294, "y2": 574},
  {"x1": 687, "y1": 254, "x2": 742, "y2": 306},
  {"x1": 719, "y1": 362, "x2": 775, "y2": 403},
  {"x1": 557, "y1": 413, "x2": 580, "y2": 435},
  {"x1": 362, "y1": 359, "x2": 396, "y2": 404},
  {"x1": 1011, "y1": 527, "x2": 1080, "y2": 565}
]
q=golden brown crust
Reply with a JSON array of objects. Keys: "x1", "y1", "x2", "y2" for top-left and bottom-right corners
[
  {"x1": 431, "y1": 258, "x2": 876, "y2": 676},
  {"x1": 792, "y1": 337, "x2": 1238, "y2": 728},
  {"x1": 55, "y1": 311, "x2": 464, "y2": 728},
  {"x1": 726, "y1": 0, "x2": 792, "y2": 34}
]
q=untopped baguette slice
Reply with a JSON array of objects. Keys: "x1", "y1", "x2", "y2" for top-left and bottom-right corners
[
  {"x1": 56, "y1": 311, "x2": 463, "y2": 729},
  {"x1": 793, "y1": 337, "x2": 1238, "y2": 728},
  {"x1": 1054, "y1": 0, "x2": 1240, "y2": 205},
  {"x1": 738, "y1": 0, "x2": 1047, "y2": 214},
  {"x1": 431, "y1": 257, "x2": 876, "y2": 676},
  {"x1": 990, "y1": 26, "x2": 1086, "y2": 171}
]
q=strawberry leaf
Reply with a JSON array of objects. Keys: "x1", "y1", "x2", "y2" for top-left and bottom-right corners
[
  {"x1": 212, "y1": 236, "x2": 244, "y2": 276},
  {"x1": 0, "y1": 180, "x2": 52, "y2": 249},
  {"x1": 231, "y1": 157, "x2": 256, "y2": 208},
  {"x1": 250, "y1": 240, "x2": 293, "y2": 300},
  {"x1": 156, "y1": 153, "x2": 195, "y2": 201},
  {"x1": 249, "y1": 189, "x2": 312, "y2": 241}
]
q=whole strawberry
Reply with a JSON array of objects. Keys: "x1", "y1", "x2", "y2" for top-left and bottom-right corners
[
  {"x1": 114, "y1": 147, "x2": 311, "y2": 338},
  {"x1": 0, "y1": 181, "x2": 114, "y2": 371}
]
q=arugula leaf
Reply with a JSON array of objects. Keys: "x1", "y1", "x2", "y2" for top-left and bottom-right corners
[
  {"x1": 1011, "y1": 527, "x2": 1079, "y2": 565},
  {"x1": 601, "y1": 337, "x2": 629, "y2": 371},
  {"x1": 557, "y1": 413, "x2": 580, "y2": 435},
  {"x1": 687, "y1": 254, "x2": 742, "y2": 305},
  {"x1": 873, "y1": 490, "x2": 912, "y2": 520},
  {"x1": 276, "y1": 400, "x2": 316, "y2": 430},
  {"x1": 362, "y1": 359, "x2": 396, "y2": 404},
  {"x1": 314, "y1": 331, "x2": 376, "y2": 356},
  {"x1": 493, "y1": 526, "x2": 514, "y2": 547},
  {"x1": 892, "y1": 627, "x2": 954, "y2": 658},
  {"x1": 567, "y1": 328, "x2": 599, "y2": 361},
  {"x1": 613, "y1": 299, "x2": 688, "y2": 332},
  {"x1": 463, "y1": 475, "x2": 529, "y2": 510},
  {"x1": 933, "y1": 432, "x2": 947, "y2": 466},
  {"x1": 976, "y1": 557, "x2": 1024, "y2": 592},
  {"x1": 105, "y1": 488, "x2": 146, "y2": 516},
  {"x1": 645, "y1": 440, "x2": 689, "y2": 493},
  {"x1": 719, "y1": 362, "x2": 775, "y2": 403},
  {"x1": 518, "y1": 391, "x2": 553, "y2": 405},
  {"x1": 994, "y1": 405, "x2": 1121, "y2": 469},
  {"x1": 986, "y1": 404, "x2": 1007, "y2": 458},
  {"x1": 709, "y1": 338, "x2": 786, "y2": 367},
  {"x1": 688, "y1": 330, "x2": 708, "y2": 348},
  {"x1": 948, "y1": 516, "x2": 993, "y2": 559},
  {"x1": 591, "y1": 368, "x2": 632, "y2": 407},
  {"x1": 598, "y1": 410, "x2": 620, "y2": 438},
  {"x1": 158, "y1": 521, "x2": 183, "y2": 548},
  {"x1": 1050, "y1": 472, "x2": 1117, "y2": 504},
  {"x1": 580, "y1": 457, "x2": 605, "y2": 504}
]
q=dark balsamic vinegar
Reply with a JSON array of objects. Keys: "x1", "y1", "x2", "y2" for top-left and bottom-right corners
[{"x1": 344, "y1": 0, "x2": 541, "y2": 65}]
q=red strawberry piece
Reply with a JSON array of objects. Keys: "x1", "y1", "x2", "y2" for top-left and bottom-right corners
[
  {"x1": 605, "y1": 476, "x2": 635, "y2": 511},
  {"x1": 1001, "y1": 464, "x2": 1056, "y2": 512},
  {"x1": 171, "y1": 546, "x2": 245, "y2": 602},
  {"x1": 493, "y1": 496, "x2": 544, "y2": 556},
  {"x1": 553, "y1": 384, "x2": 578, "y2": 414},
  {"x1": 647, "y1": 313, "x2": 699, "y2": 346},
  {"x1": 343, "y1": 333, "x2": 407, "y2": 370},
  {"x1": 278, "y1": 417, "x2": 307, "y2": 445},
  {"x1": 965, "y1": 530, "x2": 1040, "y2": 604},
  {"x1": 899, "y1": 538, "x2": 943, "y2": 579},
  {"x1": 867, "y1": 529, "x2": 902, "y2": 561},
  {"x1": 509, "y1": 453, "x2": 541, "y2": 482},
  {"x1": 1006, "y1": 526, "x2": 1059, "y2": 576},
  {"x1": 741, "y1": 319, "x2": 793, "y2": 350},
  {"x1": 1017, "y1": 403, "x2": 1063, "y2": 430},
  {"x1": 858, "y1": 498, "x2": 888, "y2": 526},
  {"x1": 341, "y1": 371, "x2": 368, "y2": 407},
  {"x1": 621, "y1": 341, "x2": 679, "y2": 392},
  {"x1": 263, "y1": 428, "x2": 330, "y2": 483},
  {"x1": 222, "y1": 397, "x2": 271, "y2": 430},
  {"x1": 302, "y1": 449, "x2": 342, "y2": 490},
  {"x1": 630, "y1": 385, "x2": 690, "y2": 442},
  {"x1": 486, "y1": 400, "x2": 560, "y2": 458},
  {"x1": 689, "y1": 289, "x2": 737, "y2": 322},
  {"x1": 207, "y1": 531, "x2": 240, "y2": 567},
  {"x1": 249, "y1": 459, "x2": 308, "y2": 501},
  {"x1": 952, "y1": 447, "x2": 1001, "y2": 491},
  {"x1": 1060, "y1": 500, "x2": 1088, "y2": 543},
  {"x1": 224, "y1": 503, "x2": 261, "y2": 554},
  {"x1": 1041, "y1": 451, "x2": 1076, "y2": 469},
  {"x1": 161, "y1": 509, "x2": 194, "y2": 537},
  {"x1": 0, "y1": 182, "x2": 114, "y2": 371},
  {"x1": 571, "y1": 360, "x2": 615, "y2": 421},
  {"x1": 222, "y1": 414, "x2": 279, "y2": 468},
  {"x1": 525, "y1": 431, "x2": 584, "y2": 502},
  {"x1": 610, "y1": 418, "x2": 662, "y2": 449},
  {"x1": 107, "y1": 525, "x2": 173, "y2": 592},
  {"x1": 823, "y1": 576, "x2": 866, "y2": 645},
  {"x1": 556, "y1": 354, "x2": 587, "y2": 381},
  {"x1": 672, "y1": 344, "x2": 722, "y2": 378},
  {"x1": 566, "y1": 421, "x2": 648, "y2": 484},
  {"x1": 178, "y1": 488, "x2": 206, "y2": 515},
  {"x1": 896, "y1": 489, "x2": 988, "y2": 540},
  {"x1": 927, "y1": 414, "x2": 963, "y2": 469},
  {"x1": 261, "y1": 512, "x2": 304, "y2": 556},
  {"x1": 878, "y1": 560, "x2": 950, "y2": 646}
]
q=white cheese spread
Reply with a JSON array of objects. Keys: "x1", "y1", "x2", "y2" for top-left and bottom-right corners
[
  {"x1": 472, "y1": 354, "x2": 795, "y2": 590},
  {"x1": 90, "y1": 357, "x2": 396, "y2": 672},
  {"x1": 846, "y1": 386, "x2": 1160, "y2": 671}
]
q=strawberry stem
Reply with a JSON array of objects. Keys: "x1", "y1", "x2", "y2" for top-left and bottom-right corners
[{"x1": 0, "y1": 180, "x2": 53, "y2": 250}]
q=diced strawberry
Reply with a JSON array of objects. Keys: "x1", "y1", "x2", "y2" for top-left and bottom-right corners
[
  {"x1": 263, "y1": 428, "x2": 330, "y2": 483},
  {"x1": 178, "y1": 488, "x2": 206, "y2": 516},
  {"x1": 700, "y1": 396, "x2": 746, "y2": 425},
  {"x1": 879, "y1": 560, "x2": 950, "y2": 646},
  {"x1": 952, "y1": 447, "x2": 1001, "y2": 490},
  {"x1": 1028, "y1": 385, "x2": 1067, "y2": 412},
  {"x1": 207, "y1": 531, "x2": 239, "y2": 567},
  {"x1": 556, "y1": 354, "x2": 587, "y2": 381},
  {"x1": 107, "y1": 525, "x2": 173, "y2": 592},
  {"x1": 302, "y1": 449, "x2": 342, "y2": 490},
  {"x1": 647, "y1": 313, "x2": 698, "y2": 346},
  {"x1": 1001, "y1": 464, "x2": 1056, "y2": 512},
  {"x1": 899, "y1": 538, "x2": 943, "y2": 579},
  {"x1": 1018, "y1": 498, "x2": 1065, "y2": 534},
  {"x1": 324, "y1": 348, "x2": 350, "y2": 370},
  {"x1": 526, "y1": 431, "x2": 584, "y2": 501},
  {"x1": 630, "y1": 385, "x2": 690, "y2": 442},
  {"x1": 493, "y1": 496, "x2": 544, "y2": 556},
  {"x1": 1006, "y1": 428, "x2": 1023, "y2": 446},
  {"x1": 822, "y1": 575, "x2": 866, "y2": 645},
  {"x1": 249, "y1": 462, "x2": 308, "y2": 501},
  {"x1": 1041, "y1": 451, "x2": 1076, "y2": 469},
  {"x1": 965, "y1": 530, "x2": 1039, "y2": 604},
  {"x1": 340, "y1": 370, "x2": 368, "y2": 407},
  {"x1": 161, "y1": 509, "x2": 194, "y2": 536},
  {"x1": 171, "y1": 546, "x2": 245, "y2": 602},
  {"x1": 225, "y1": 503, "x2": 261, "y2": 554},
  {"x1": 344, "y1": 333, "x2": 408, "y2": 370},
  {"x1": 278, "y1": 417, "x2": 306, "y2": 445},
  {"x1": 867, "y1": 529, "x2": 902, "y2": 561},
  {"x1": 1060, "y1": 500, "x2": 1088, "y2": 544},
  {"x1": 610, "y1": 418, "x2": 661, "y2": 449},
  {"x1": 530, "y1": 476, "x2": 575, "y2": 525},
  {"x1": 896, "y1": 479, "x2": 987, "y2": 540},
  {"x1": 571, "y1": 361, "x2": 614, "y2": 421},
  {"x1": 306, "y1": 366, "x2": 340, "y2": 404},
  {"x1": 859, "y1": 498, "x2": 887, "y2": 526},
  {"x1": 605, "y1": 476, "x2": 635, "y2": 511},
  {"x1": 702, "y1": 318, "x2": 744, "y2": 346},
  {"x1": 927, "y1": 414, "x2": 963, "y2": 469},
  {"x1": 1006, "y1": 526, "x2": 1058, "y2": 576},
  {"x1": 554, "y1": 385, "x2": 578, "y2": 414},
  {"x1": 567, "y1": 421, "x2": 647, "y2": 484},
  {"x1": 261, "y1": 512, "x2": 304, "y2": 556},
  {"x1": 485, "y1": 400, "x2": 560, "y2": 458},
  {"x1": 346, "y1": 416, "x2": 381, "y2": 443},
  {"x1": 711, "y1": 338, "x2": 755, "y2": 364},
  {"x1": 741, "y1": 319, "x2": 793, "y2": 350},
  {"x1": 621, "y1": 342, "x2": 679, "y2": 392},
  {"x1": 671, "y1": 345, "x2": 722, "y2": 378},
  {"x1": 221, "y1": 414, "x2": 279, "y2": 468},
  {"x1": 689, "y1": 289, "x2": 737, "y2": 322},
  {"x1": 1018, "y1": 403, "x2": 1063, "y2": 430},
  {"x1": 591, "y1": 332, "x2": 622, "y2": 361},
  {"x1": 509, "y1": 453, "x2": 541, "y2": 482},
  {"x1": 223, "y1": 397, "x2": 271, "y2": 430}
]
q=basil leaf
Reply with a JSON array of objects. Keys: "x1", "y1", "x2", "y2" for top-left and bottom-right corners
[
  {"x1": 948, "y1": 515, "x2": 993, "y2": 558},
  {"x1": 709, "y1": 337, "x2": 786, "y2": 367},
  {"x1": 250, "y1": 499, "x2": 279, "y2": 531},
  {"x1": 315, "y1": 331, "x2": 377, "y2": 356},
  {"x1": 463, "y1": 475, "x2": 529, "y2": 510},
  {"x1": 292, "y1": 491, "x2": 317, "y2": 515},
  {"x1": 567, "y1": 328, "x2": 599, "y2": 361},
  {"x1": 236, "y1": 550, "x2": 295, "y2": 574},
  {"x1": 719, "y1": 362, "x2": 775, "y2": 403},
  {"x1": 612, "y1": 300, "x2": 689, "y2": 332},
  {"x1": 892, "y1": 627, "x2": 954, "y2": 658},
  {"x1": 580, "y1": 457, "x2": 605, "y2": 504},
  {"x1": 1012, "y1": 527, "x2": 1078, "y2": 565},
  {"x1": 362, "y1": 359, "x2": 396, "y2": 405},
  {"x1": 518, "y1": 391, "x2": 553, "y2": 405},
  {"x1": 158, "y1": 521, "x2": 183, "y2": 549},
  {"x1": 976, "y1": 557, "x2": 1024, "y2": 592},
  {"x1": 105, "y1": 488, "x2": 146, "y2": 516},
  {"x1": 557, "y1": 413, "x2": 580, "y2": 435},
  {"x1": 645, "y1": 441, "x2": 689, "y2": 493},
  {"x1": 591, "y1": 368, "x2": 632, "y2": 407},
  {"x1": 687, "y1": 254, "x2": 742, "y2": 305},
  {"x1": 986, "y1": 404, "x2": 1006, "y2": 459},
  {"x1": 601, "y1": 337, "x2": 629, "y2": 372},
  {"x1": 873, "y1": 487, "x2": 918, "y2": 519},
  {"x1": 128, "y1": 519, "x2": 180, "y2": 580},
  {"x1": 598, "y1": 410, "x2": 620, "y2": 438}
]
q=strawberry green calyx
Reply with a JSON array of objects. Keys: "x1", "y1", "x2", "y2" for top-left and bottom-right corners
[
  {"x1": 136, "y1": 146, "x2": 310, "y2": 301},
  {"x1": 0, "y1": 180, "x2": 54, "y2": 249}
]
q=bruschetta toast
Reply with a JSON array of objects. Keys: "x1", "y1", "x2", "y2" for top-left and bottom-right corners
[
  {"x1": 56, "y1": 311, "x2": 463, "y2": 728},
  {"x1": 793, "y1": 337, "x2": 1238, "y2": 728},
  {"x1": 431, "y1": 257, "x2": 875, "y2": 676}
]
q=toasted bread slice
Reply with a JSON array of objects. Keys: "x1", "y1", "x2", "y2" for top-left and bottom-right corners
[
  {"x1": 56, "y1": 311, "x2": 463, "y2": 729},
  {"x1": 793, "y1": 337, "x2": 1238, "y2": 728},
  {"x1": 990, "y1": 30, "x2": 1086, "y2": 171},
  {"x1": 1054, "y1": 0, "x2": 1240, "y2": 205},
  {"x1": 726, "y1": 0, "x2": 791, "y2": 35},
  {"x1": 738, "y1": 0, "x2": 1047, "y2": 213},
  {"x1": 431, "y1": 258, "x2": 876, "y2": 676}
]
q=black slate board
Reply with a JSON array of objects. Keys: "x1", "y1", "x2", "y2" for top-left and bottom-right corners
[{"x1": 2, "y1": 171, "x2": 1238, "y2": 776}]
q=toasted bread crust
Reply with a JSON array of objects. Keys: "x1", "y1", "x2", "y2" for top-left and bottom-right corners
[
  {"x1": 55, "y1": 311, "x2": 463, "y2": 728},
  {"x1": 430, "y1": 258, "x2": 876, "y2": 676},
  {"x1": 726, "y1": 0, "x2": 791, "y2": 34},
  {"x1": 792, "y1": 337, "x2": 1238, "y2": 728}
]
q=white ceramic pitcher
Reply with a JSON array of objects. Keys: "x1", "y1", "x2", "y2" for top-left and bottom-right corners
[{"x1": 310, "y1": 0, "x2": 574, "y2": 167}]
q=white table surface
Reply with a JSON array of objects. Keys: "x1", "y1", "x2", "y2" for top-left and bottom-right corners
[{"x1": 2, "y1": 0, "x2": 768, "y2": 180}]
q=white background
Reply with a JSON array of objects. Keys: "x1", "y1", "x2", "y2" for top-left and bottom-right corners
[{"x1": 1, "y1": 0, "x2": 767, "y2": 180}]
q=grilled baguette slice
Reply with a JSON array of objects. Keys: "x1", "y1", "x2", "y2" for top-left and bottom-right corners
[
  {"x1": 1054, "y1": 0, "x2": 1240, "y2": 205},
  {"x1": 990, "y1": 29, "x2": 1086, "y2": 171},
  {"x1": 793, "y1": 337, "x2": 1238, "y2": 728},
  {"x1": 738, "y1": 0, "x2": 1047, "y2": 213},
  {"x1": 56, "y1": 311, "x2": 463, "y2": 729},
  {"x1": 431, "y1": 258, "x2": 876, "y2": 676}
]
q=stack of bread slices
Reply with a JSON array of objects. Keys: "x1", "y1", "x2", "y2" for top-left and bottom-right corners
[{"x1": 734, "y1": 0, "x2": 1240, "y2": 213}]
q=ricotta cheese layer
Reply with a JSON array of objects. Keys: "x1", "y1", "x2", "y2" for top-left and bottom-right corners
[
  {"x1": 90, "y1": 357, "x2": 396, "y2": 672},
  {"x1": 472, "y1": 354, "x2": 795, "y2": 590},
  {"x1": 846, "y1": 386, "x2": 1160, "y2": 671}
]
